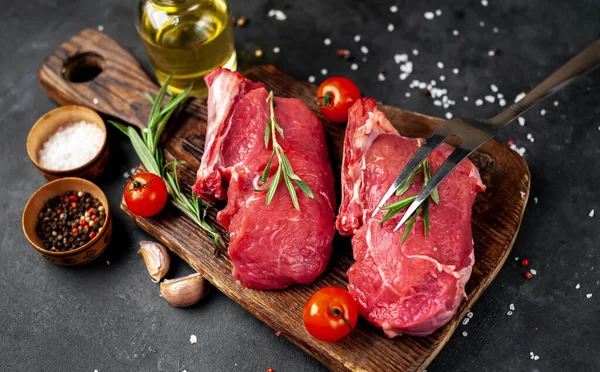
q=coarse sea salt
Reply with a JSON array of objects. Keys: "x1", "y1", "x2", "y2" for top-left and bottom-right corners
[
  {"x1": 518, "y1": 117, "x2": 526, "y2": 126},
  {"x1": 38, "y1": 121, "x2": 105, "y2": 171},
  {"x1": 361, "y1": 46, "x2": 369, "y2": 54},
  {"x1": 308, "y1": 76, "x2": 315, "y2": 83},
  {"x1": 323, "y1": 38, "x2": 331, "y2": 46},
  {"x1": 587, "y1": 293, "x2": 593, "y2": 298},
  {"x1": 189, "y1": 335, "x2": 197, "y2": 344},
  {"x1": 268, "y1": 9, "x2": 287, "y2": 21},
  {"x1": 390, "y1": 5, "x2": 398, "y2": 13},
  {"x1": 576, "y1": 283, "x2": 580, "y2": 289},
  {"x1": 590, "y1": 209, "x2": 595, "y2": 217},
  {"x1": 462, "y1": 331, "x2": 468, "y2": 337},
  {"x1": 387, "y1": 23, "x2": 395, "y2": 32},
  {"x1": 354, "y1": 35, "x2": 361, "y2": 42},
  {"x1": 424, "y1": 11, "x2": 434, "y2": 20},
  {"x1": 320, "y1": 68, "x2": 328, "y2": 76},
  {"x1": 351, "y1": 63, "x2": 358, "y2": 71}
]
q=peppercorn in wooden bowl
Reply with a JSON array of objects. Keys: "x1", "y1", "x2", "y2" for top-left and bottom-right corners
[
  {"x1": 22, "y1": 177, "x2": 112, "y2": 266},
  {"x1": 26, "y1": 105, "x2": 110, "y2": 181}
]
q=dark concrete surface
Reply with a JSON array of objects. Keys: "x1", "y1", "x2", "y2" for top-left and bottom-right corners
[{"x1": 2, "y1": 0, "x2": 600, "y2": 371}]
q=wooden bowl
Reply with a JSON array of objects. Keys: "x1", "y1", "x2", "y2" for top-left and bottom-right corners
[
  {"x1": 26, "y1": 105, "x2": 110, "y2": 181},
  {"x1": 22, "y1": 177, "x2": 112, "y2": 266}
]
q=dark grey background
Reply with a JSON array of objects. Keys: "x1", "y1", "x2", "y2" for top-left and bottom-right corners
[{"x1": 2, "y1": 0, "x2": 600, "y2": 371}]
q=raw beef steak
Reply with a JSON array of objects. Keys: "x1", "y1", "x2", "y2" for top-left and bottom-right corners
[
  {"x1": 194, "y1": 68, "x2": 336, "y2": 290},
  {"x1": 337, "y1": 98, "x2": 485, "y2": 337}
]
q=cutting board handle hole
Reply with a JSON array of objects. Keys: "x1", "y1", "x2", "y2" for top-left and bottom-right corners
[{"x1": 62, "y1": 52, "x2": 105, "y2": 83}]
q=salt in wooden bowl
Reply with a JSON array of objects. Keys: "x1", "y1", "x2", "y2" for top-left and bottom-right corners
[{"x1": 26, "y1": 105, "x2": 110, "y2": 180}]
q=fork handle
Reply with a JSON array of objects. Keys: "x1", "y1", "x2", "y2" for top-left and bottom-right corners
[{"x1": 488, "y1": 39, "x2": 600, "y2": 127}]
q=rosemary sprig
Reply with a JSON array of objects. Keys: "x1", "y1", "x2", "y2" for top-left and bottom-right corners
[
  {"x1": 109, "y1": 76, "x2": 225, "y2": 252},
  {"x1": 380, "y1": 144, "x2": 441, "y2": 242},
  {"x1": 256, "y1": 91, "x2": 314, "y2": 210}
]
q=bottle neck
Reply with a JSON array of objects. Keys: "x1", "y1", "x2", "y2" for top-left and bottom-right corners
[{"x1": 152, "y1": 0, "x2": 195, "y2": 6}]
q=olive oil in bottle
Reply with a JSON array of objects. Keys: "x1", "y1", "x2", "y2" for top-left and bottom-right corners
[{"x1": 136, "y1": 0, "x2": 237, "y2": 97}]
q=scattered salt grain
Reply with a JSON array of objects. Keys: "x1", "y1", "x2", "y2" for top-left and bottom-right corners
[
  {"x1": 106, "y1": 260, "x2": 110, "y2": 265},
  {"x1": 462, "y1": 331, "x2": 468, "y2": 337},
  {"x1": 453, "y1": 68, "x2": 459, "y2": 74},
  {"x1": 437, "y1": 61, "x2": 444, "y2": 69},
  {"x1": 475, "y1": 99, "x2": 483, "y2": 106},
  {"x1": 518, "y1": 117, "x2": 526, "y2": 126},
  {"x1": 351, "y1": 63, "x2": 358, "y2": 71},
  {"x1": 509, "y1": 304, "x2": 515, "y2": 311},
  {"x1": 38, "y1": 121, "x2": 106, "y2": 171},
  {"x1": 424, "y1": 11, "x2": 435, "y2": 20},
  {"x1": 576, "y1": 283, "x2": 581, "y2": 289},
  {"x1": 97, "y1": 25, "x2": 104, "y2": 32},
  {"x1": 439, "y1": 75, "x2": 446, "y2": 81},
  {"x1": 515, "y1": 92, "x2": 526, "y2": 102},
  {"x1": 273, "y1": 46, "x2": 280, "y2": 53},
  {"x1": 530, "y1": 269, "x2": 537, "y2": 275},
  {"x1": 515, "y1": 257, "x2": 519, "y2": 261},
  {"x1": 534, "y1": 197, "x2": 538, "y2": 204},
  {"x1": 499, "y1": 99, "x2": 506, "y2": 107},
  {"x1": 453, "y1": 30, "x2": 459, "y2": 36},
  {"x1": 361, "y1": 45, "x2": 369, "y2": 54},
  {"x1": 497, "y1": 93, "x2": 504, "y2": 99},
  {"x1": 487, "y1": 49, "x2": 496, "y2": 56},
  {"x1": 462, "y1": 317, "x2": 470, "y2": 325},
  {"x1": 189, "y1": 335, "x2": 197, "y2": 344},
  {"x1": 520, "y1": 191, "x2": 526, "y2": 199},
  {"x1": 308, "y1": 76, "x2": 315, "y2": 83},
  {"x1": 435, "y1": 9, "x2": 442, "y2": 16},
  {"x1": 490, "y1": 84, "x2": 498, "y2": 92},
  {"x1": 405, "y1": 92, "x2": 411, "y2": 97},
  {"x1": 467, "y1": 311, "x2": 473, "y2": 318},
  {"x1": 394, "y1": 53, "x2": 408, "y2": 63},
  {"x1": 540, "y1": 109, "x2": 547, "y2": 116},
  {"x1": 399, "y1": 73, "x2": 409, "y2": 80},
  {"x1": 412, "y1": 49, "x2": 419, "y2": 56},
  {"x1": 507, "y1": 311, "x2": 513, "y2": 316},
  {"x1": 390, "y1": 5, "x2": 398, "y2": 13},
  {"x1": 268, "y1": 9, "x2": 287, "y2": 21},
  {"x1": 354, "y1": 35, "x2": 361, "y2": 42},
  {"x1": 589, "y1": 209, "x2": 595, "y2": 217},
  {"x1": 554, "y1": 100, "x2": 559, "y2": 107},
  {"x1": 362, "y1": 57, "x2": 367, "y2": 62},
  {"x1": 93, "y1": 98, "x2": 99, "y2": 105},
  {"x1": 527, "y1": 133, "x2": 535, "y2": 143},
  {"x1": 323, "y1": 38, "x2": 331, "y2": 46},
  {"x1": 493, "y1": 27, "x2": 499, "y2": 33},
  {"x1": 445, "y1": 112, "x2": 453, "y2": 119},
  {"x1": 378, "y1": 73, "x2": 386, "y2": 81},
  {"x1": 480, "y1": 21, "x2": 485, "y2": 27},
  {"x1": 387, "y1": 23, "x2": 395, "y2": 32},
  {"x1": 464, "y1": 96, "x2": 469, "y2": 101},
  {"x1": 434, "y1": 100, "x2": 442, "y2": 107},
  {"x1": 587, "y1": 293, "x2": 593, "y2": 298},
  {"x1": 320, "y1": 68, "x2": 328, "y2": 76},
  {"x1": 481, "y1": 0, "x2": 488, "y2": 6},
  {"x1": 485, "y1": 95, "x2": 495, "y2": 103}
]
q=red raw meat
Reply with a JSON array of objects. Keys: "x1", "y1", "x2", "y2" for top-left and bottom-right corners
[
  {"x1": 194, "y1": 68, "x2": 336, "y2": 290},
  {"x1": 337, "y1": 98, "x2": 485, "y2": 337}
]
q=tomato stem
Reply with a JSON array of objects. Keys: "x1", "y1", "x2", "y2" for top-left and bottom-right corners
[
  {"x1": 316, "y1": 92, "x2": 333, "y2": 108},
  {"x1": 129, "y1": 176, "x2": 153, "y2": 190},
  {"x1": 328, "y1": 305, "x2": 352, "y2": 329}
]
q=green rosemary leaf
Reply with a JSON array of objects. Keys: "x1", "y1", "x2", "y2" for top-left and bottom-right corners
[
  {"x1": 260, "y1": 151, "x2": 275, "y2": 185},
  {"x1": 264, "y1": 118, "x2": 272, "y2": 148},
  {"x1": 265, "y1": 166, "x2": 282, "y2": 206},
  {"x1": 159, "y1": 84, "x2": 193, "y2": 117},
  {"x1": 423, "y1": 159, "x2": 440, "y2": 204},
  {"x1": 148, "y1": 75, "x2": 172, "y2": 130},
  {"x1": 283, "y1": 172, "x2": 300, "y2": 211},
  {"x1": 274, "y1": 120, "x2": 284, "y2": 138},
  {"x1": 380, "y1": 209, "x2": 397, "y2": 225},
  {"x1": 144, "y1": 92, "x2": 156, "y2": 105},
  {"x1": 423, "y1": 198, "x2": 430, "y2": 236},
  {"x1": 381, "y1": 195, "x2": 417, "y2": 210},
  {"x1": 395, "y1": 171, "x2": 416, "y2": 196},
  {"x1": 294, "y1": 179, "x2": 314, "y2": 199},
  {"x1": 127, "y1": 126, "x2": 161, "y2": 175},
  {"x1": 108, "y1": 120, "x2": 130, "y2": 137},
  {"x1": 401, "y1": 205, "x2": 422, "y2": 243}
]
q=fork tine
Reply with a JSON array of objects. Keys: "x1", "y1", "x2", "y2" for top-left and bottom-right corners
[
  {"x1": 371, "y1": 128, "x2": 452, "y2": 218},
  {"x1": 393, "y1": 143, "x2": 476, "y2": 232}
]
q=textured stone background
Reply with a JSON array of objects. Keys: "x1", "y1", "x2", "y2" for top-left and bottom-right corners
[{"x1": 1, "y1": 0, "x2": 600, "y2": 371}]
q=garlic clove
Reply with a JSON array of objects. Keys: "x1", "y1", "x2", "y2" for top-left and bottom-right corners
[
  {"x1": 138, "y1": 241, "x2": 171, "y2": 283},
  {"x1": 160, "y1": 273, "x2": 209, "y2": 307}
]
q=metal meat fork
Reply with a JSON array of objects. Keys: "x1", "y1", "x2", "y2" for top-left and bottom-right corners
[{"x1": 372, "y1": 40, "x2": 600, "y2": 232}]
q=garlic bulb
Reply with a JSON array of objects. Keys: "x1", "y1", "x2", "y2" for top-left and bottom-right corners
[
  {"x1": 160, "y1": 273, "x2": 209, "y2": 307},
  {"x1": 138, "y1": 241, "x2": 171, "y2": 282}
]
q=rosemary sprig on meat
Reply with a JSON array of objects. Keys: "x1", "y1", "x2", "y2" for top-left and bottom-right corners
[
  {"x1": 255, "y1": 91, "x2": 314, "y2": 210},
  {"x1": 109, "y1": 76, "x2": 225, "y2": 251},
  {"x1": 381, "y1": 141, "x2": 440, "y2": 242}
]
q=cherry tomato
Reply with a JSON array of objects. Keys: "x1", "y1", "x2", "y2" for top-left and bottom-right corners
[
  {"x1": 315, "y1": 77, "x2": 361, "y2": 123},
  {"x1": 124, "y1": 172, "x2": 168, "y2": 217},
  {"x1": 303, "y1": 286, "x2": 359, "y2": 342}
]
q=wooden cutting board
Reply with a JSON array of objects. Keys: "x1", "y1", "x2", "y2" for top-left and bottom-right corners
[{"x1": 38, "y1": 29, "x2": 530, "y2": 372}]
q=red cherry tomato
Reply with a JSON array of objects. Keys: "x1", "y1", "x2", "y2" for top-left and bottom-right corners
[
  {"x1": 315, "y1": 77, "x2": 361, "y2": 123},
  {"x1": 303, "y1": 286, "x2": 359, "y2": 342},
  {"x1": 124, "y1": 172, "x2": 168, "y2": 217}
]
